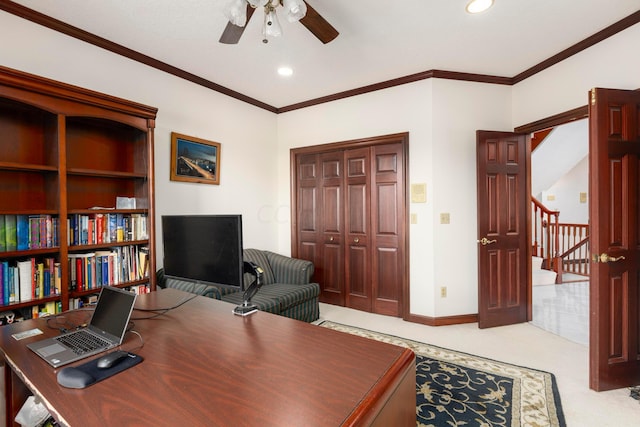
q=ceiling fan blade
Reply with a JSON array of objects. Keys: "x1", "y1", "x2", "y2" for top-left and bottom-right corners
[
  {"x1": 299, "y1": 1, "x2": 338, "y2": 44},
  {"x1": 219, "y1": 4, "x2": 256, "y2": 44}
]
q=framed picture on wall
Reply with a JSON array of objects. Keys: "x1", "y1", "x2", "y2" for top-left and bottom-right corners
[{"x1": 170, "y1": 132, "x2": 221, "y2": 185}]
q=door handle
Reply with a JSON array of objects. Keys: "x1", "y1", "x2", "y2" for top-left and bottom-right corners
[
  {"x1": 477, "y1": 237, "x2": 497, "y2": 246},
  {"x1": 592, "y1": 253, "x2": 626, "y2": 263},
  {"x1": 354, "y1": 238, "x2": 360, "y2": 243}
]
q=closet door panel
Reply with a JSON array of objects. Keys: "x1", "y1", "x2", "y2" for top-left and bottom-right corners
[
  {"x1": 345, "y1": 148, "x2": 371, "y2": 311},
  {"x1": 371, "y1": 143, "x2": 404, "y2": 316},
  {"x1": 320, "y1": 152, "x2": 345, "y2": 305}
]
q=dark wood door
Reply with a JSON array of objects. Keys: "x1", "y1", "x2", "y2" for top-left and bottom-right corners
[
  {"x1": 588, "y1": 88, "x2": 640, "y2": 391},
  {"x1": 292, "y1": 134, "x2": 408, "y2": 317},
  {"x1": 345, "y1": 147, "x2": 372, "y2": 311},
  {"x1": 320, "y1": 151, "x2": 346, "y2": 305},
  {"x1": 370, "y1": 143, "x2": 405, "y2": 316},
  {"x1": 476, "y1": 131, "x2": 530, "y2": 328}
]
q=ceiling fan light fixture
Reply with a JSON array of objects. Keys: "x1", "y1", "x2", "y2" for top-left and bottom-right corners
[
  {"x1": 466, "y1": 0, "x2": 494, "y2": 14},
  {"x1": 282, "y1": 0, "x2": 307, "y2": 22},
  {"x1": 263, "y1": 8, "x2": 282, "y2": 41},
  {"x1": 224, "y1": 0, "x2": 248, "y2": 27}
]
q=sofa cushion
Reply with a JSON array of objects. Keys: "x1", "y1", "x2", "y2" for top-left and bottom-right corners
[{"x1": 243, "y1": 248, "x2": 276, "y2": 285}]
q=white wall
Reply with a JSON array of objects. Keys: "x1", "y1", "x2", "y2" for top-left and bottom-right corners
[
  {"x1": 0, "y1": 11, "x2": 280, "y2": 266},
  {"x1": 430, "y1": 80, "x2": 512, "y2": 316},
  {"x1": 542, "y1": 157, "x2": 589, "y2": 224}
]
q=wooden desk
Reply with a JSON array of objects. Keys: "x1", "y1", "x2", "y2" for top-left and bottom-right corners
[{"x1": 1, "y1": 289, "x2": 415, "y2": 426}]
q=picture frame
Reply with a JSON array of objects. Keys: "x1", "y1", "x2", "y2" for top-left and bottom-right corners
[{"x1": 170, "y1": 132, "x2": 221, "y2": 185}]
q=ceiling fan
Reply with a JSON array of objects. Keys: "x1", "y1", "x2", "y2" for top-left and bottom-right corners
[{"x1": 219, "y1": 0, "x2": 339, "y2": 44}]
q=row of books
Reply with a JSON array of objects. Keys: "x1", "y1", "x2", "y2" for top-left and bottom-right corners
[
  {"x1": 68, "y1": 213, "x2": 148, "y2": 246},
  {"x1": 0, "y1": 301, "x2": 62, "y2": 324},
  {"x1": 68, "y1": 245, "x2": 150, "y2": 291},
  {"x1": 0, "y1": 214, "x2": 60, "y2": 252},
  {"x1": 0, "y1": 257, "x2": 61, "y2": 306}
]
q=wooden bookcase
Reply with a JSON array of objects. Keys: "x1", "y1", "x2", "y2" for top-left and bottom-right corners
[{"x1": 0, "y1": 65, "x2": 157, "y2": 317}]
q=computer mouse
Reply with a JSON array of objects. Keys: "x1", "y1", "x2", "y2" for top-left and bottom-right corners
[
  {"x1": 57, "y1": 367, "x2": 95, "y2": 389},
  {"x1": 96, "y1": 350, "x2": 131, "y2": 369}
]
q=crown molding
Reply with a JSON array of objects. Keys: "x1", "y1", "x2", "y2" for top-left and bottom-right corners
[{"x1": 2, "y1": 2, "x2": 638, "y2": 114}]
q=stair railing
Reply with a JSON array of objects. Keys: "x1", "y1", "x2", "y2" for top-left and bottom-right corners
[
  {"x1": 531, "y1": 196, "x2": 560, "y2": 269},
  {"x1": 556, "y1": 236, "x2": 590, "y2": 282},
  {"x1": 531, "y1": 196, "x2": 590, "y2": 282}
]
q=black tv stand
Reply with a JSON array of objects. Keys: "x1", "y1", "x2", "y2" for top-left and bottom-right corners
[{"x1": 233, "y1": 261, "x2": 264, "y2": 316}]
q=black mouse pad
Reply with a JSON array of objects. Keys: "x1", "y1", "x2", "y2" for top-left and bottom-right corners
[{"x1": 57, "y1": 352, "x2": 143, "y2": 389}]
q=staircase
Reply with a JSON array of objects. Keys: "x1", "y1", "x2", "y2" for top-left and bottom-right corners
[
  {"x1": 532, "y1": 256, "x2": 557, "y2": 286},
  {"x1": 531, "y1": 197, "x2": 589, "y2": 284}
]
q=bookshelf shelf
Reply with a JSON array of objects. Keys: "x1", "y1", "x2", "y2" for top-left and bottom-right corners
[
  {"x1": 0, "y1": 162, "x2": 58, "y2": 173},
  {"x1": 0, "y1": 65, "x2": 157, "y2": 319},
  {"x1": 66, "y1": 170, "x2": 148, "y2": 180}
]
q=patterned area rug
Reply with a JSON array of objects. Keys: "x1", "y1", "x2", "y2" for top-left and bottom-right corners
[{"x1": 318, "y1": 321, "x2": 566, "y2": 427}]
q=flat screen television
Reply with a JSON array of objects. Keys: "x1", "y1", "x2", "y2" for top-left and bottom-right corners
[{"x1": 161, "y1": 215, "x2": 244, "y2": 290}]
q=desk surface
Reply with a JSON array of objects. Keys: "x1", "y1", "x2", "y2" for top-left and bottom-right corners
[{"x1": 1, "y1": 289, "x2": 415, "y2": 426}]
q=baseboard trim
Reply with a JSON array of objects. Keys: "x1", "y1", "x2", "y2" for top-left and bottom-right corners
[{"x1": 406, "y1": 312, "x2": 478, "y2": 326}]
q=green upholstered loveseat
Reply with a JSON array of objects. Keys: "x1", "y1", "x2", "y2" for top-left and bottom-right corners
[{"x1": 156, "y1": 249, "x2": 320, "y2": 323}]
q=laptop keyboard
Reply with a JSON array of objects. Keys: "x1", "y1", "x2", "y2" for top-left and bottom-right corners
[{"x1": 55, "y1": 330, "x2": 111, "y2": 355}]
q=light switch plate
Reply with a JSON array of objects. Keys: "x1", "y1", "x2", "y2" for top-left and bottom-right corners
[{"x1": 411, "y1": 183, "x2": 427, "y2": 203}]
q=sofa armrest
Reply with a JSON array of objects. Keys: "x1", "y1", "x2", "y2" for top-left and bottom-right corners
[
  {"x1": 156, "y1": 269, "x2": 222, "y2": 299},
  {"x1": 264, "y1": 251, "x2": 314, "y2": 285}
]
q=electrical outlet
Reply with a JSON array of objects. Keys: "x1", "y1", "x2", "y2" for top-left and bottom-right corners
[
  {"x1": 440, "y1": 286, "x2": 447, "y2": 298},
  {"x1": 440, "y1": 213, "x2": 450, "y2": 224}
]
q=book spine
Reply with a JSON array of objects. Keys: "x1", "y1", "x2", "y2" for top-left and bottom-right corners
[
  {"x1": 28, "y1": 216, "x2": 39, "y2": 249},
  {"x1": 11, "y1": 265, "x2": 19, "y2": 303},
  {"x1": 109, "y1": 214, "x2": 117, "y2": 243},
  {"x1": 39, "y1": 216, "x2": 47, "y2": 248},
  {"x1": 76, "y1": 258, "x2": 83, "y2": 291},
  {"x1": 0, "y1": 215, "x2": 5, "y2": 252},
  {"x1": 16, "y1": 215, "x2": 29, "y2": 250},
  {"x1": 37, "y1": 262, "x2": 44, "y2": 299},
  {"x1": 18, "y1": 259, "x2": 32, "y2": 303},
  {"x1": 45, "y1": 215, "x2": 53, "y2": 248},
  {"x1": 54, "y1": 262, "x2": 61, "y2": 295},
  {"x1": 0, "y1": 262, "x2": 5, "y2": 305},
  {"x1": 116, "y1": 214, "x2": 124, "y2": 242},
  {"x1": 5, "y1": 214, "x2": 17, "y2": 251},
  {"x1": 30, "y1": 257, "x2": 36, "y2": 299},
  {"x1": 95, "y1": 214, "x2": 104, "y2": 244}
]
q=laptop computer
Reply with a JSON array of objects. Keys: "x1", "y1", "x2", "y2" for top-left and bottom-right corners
[{"x1": 28, "y1": 286, "x2": 137, "y2": 368}]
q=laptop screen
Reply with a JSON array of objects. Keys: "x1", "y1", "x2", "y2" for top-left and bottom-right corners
[{"x1": 89, "y1": 287, "x2": 136, "y2": 342}]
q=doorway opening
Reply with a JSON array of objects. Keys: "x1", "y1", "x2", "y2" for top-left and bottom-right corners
[{"x1": 529, "y1": 119, "x2": 589, "y2": 345}]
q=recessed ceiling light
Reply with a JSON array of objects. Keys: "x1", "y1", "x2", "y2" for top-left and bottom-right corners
[
  {"x1": 278, "y1": 67, "x2": 293, "y2": 77},
  {"x1": 466, "y1": 0, "x2": 494, "y2": 14}
]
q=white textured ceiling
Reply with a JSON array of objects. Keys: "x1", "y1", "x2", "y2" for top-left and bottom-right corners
[{"x1": 9, "y1": 0, "x2": 640, "y2": 108}]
